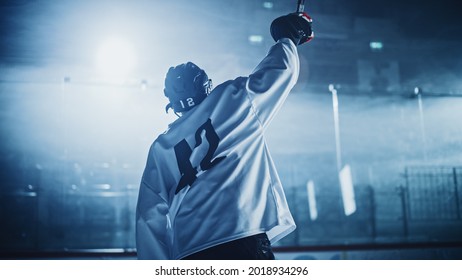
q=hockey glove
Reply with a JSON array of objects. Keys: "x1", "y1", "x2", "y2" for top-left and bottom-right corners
[{"x1": 270, "y1": 12, "x2": 313, "y2": 46}]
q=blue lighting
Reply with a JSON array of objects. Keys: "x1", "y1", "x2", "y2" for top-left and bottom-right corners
[
  {"x1": 248, "y1": 35, "x2": 264, "y2": 45},
  {"x1": 263, "y1": 2, "x2": 274, "y2": 9},
  {"x1": 370, "y1": 41, "x2": 384, "y2": 51}
]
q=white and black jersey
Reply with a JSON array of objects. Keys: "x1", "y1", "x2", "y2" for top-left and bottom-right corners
[{"x1": 136, "y1": 38, "x2": 299, "y2": 260}]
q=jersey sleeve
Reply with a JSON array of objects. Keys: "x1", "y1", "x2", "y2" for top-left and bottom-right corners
[
  {"x1": 245, "y1": 38, "x2": 300, "y2": 129},
  {"x1": 136, "y1": 182, "x2": 170, "y2": 259},
  {"x1": 135, "y1": 147, "x2": 171, "y2": 259}
]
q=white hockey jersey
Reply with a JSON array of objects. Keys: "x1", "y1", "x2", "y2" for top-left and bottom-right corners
[{"x1": 136, "y1": 38, "x2": 299, "y2": 259}]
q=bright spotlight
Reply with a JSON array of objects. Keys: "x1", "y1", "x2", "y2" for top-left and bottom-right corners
[{"x1": 95, "y1": 37, "x2": 137, "y2": 79}]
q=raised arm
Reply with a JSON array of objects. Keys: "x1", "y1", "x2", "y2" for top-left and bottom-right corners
[{"x1": 246, "y1": 12, "x2": 313, "y2": 129}]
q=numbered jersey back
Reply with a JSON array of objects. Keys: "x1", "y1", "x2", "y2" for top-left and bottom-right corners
[{"x1": 138, "y1": 39, "x2": 299, "y2": 259}]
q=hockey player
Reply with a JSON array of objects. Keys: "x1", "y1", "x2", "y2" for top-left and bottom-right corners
[{"x1": 136, "y1": 12, "x2": 313, "y2": 260}]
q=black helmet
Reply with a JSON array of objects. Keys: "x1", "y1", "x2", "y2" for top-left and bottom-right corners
[{"x1": 164, "y1": 62, "x2": 212, "y2": 114}]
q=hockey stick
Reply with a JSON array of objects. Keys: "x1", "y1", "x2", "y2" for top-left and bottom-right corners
[{"x1": 297, "y1": 0, "x2": 305, "y2": 12}]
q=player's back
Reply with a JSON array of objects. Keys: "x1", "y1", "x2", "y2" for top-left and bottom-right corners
[{"x1": 150, "y1": 76, "x2": 292, "y2": 259}]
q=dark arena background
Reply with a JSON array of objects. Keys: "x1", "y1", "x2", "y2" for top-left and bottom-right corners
[{"x1": 1, "y1": 0, "x2": 462, "y2": 260}]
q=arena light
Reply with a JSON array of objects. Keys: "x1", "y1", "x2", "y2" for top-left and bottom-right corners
[
  {"x1": 95, "y1": 37, "x2": 137, "y2": 80},
  {"x1": 369, "y1": 41, "x2": 384, "y2": 51},
  {"x1": 262, "y1": 2, "x2": 274, "y2": 9},
  {"x1": 248, "y1": 35, "x2": 264, "y2": 45}
]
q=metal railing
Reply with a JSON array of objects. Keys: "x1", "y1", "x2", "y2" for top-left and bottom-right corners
[
  {"x1": 404, "y1": 166, "x2": 461, "y2": 221},
  {"x1": 282, "y1": 166, "x2": 462, "y2": 247}
]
